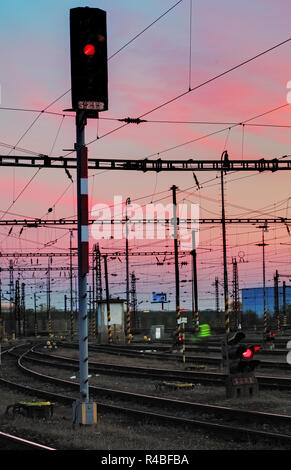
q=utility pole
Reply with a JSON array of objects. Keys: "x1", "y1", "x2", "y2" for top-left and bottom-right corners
[
  {"x1": 96, "y1": 243, "x2": 102, "y2": 341},
  {"x1": 232, "y1": 257, "x2": 240, "y2": 329},
  {"x1": 191, "y1": 230, "x2": 199, "y2": 332},
  {"x1": 96, "y1": 244, "x2": 102, "y2": 301},
  {"x1": 69, "y1": 230, "x2": 74, "y2": 340},
  {"x1": 91, "y1": 246, "x2": 96, "y2": 338},
  {"x1": 103, "y1": 255, "x2": 112, "y2": 343},
  {"x1": 171, "y1": 185, "x2": 182, "y2": 349},
  {"x1": 215, "y1": 277, "x2": 220, "y2": 316},
  {"x1": 256, "y1": 224, "x2": 269, "y2": 334},
  {"x1": 15, "y1": 279, "x2": 20, "y2": 337},
  {"x1": 0, "y1": 276, "x2": 2, "y2": 318},
  {"x1": 47, "y1": 257, "x2": 52, "y2": 336},
  {"x1": 221, "y1": 150, "x2": 230, "y2": 336},
  {"x1": 34, "y1": 292, "x2": 38, "y2": 337},
  {"x1": 21, "y1": 282, "x2": 25, "y2": 336},
  {"x1": 88, "y1": 286, "x2": 92, "y2": 337},
  {"x1": 73, "y1": 108, "x2": 91, "y2": 418},
  {"x1": 9, "y1": 260, "x2": 14, "y2": 336},
  {"x1": 91, "y1": 244, "x2": 102, "y2": 341},
  {"x1": 125, "y1": 197, "x2": 131, "y2": 343},
  {"x1": 131, "y1": 272, "x2": 137, "y2": 329},
  {"x1": 283, "y1": 281, "x2": 287, "y2": 329},
  {"x1": 274, "y1": 269, "x2": 280, "y2": 333}
]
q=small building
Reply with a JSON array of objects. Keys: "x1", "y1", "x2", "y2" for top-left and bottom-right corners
[
  {"x1": 97, "y1": 299, "x2": 126, "y2": 343},
  {"x1": 150, "y1": 325, "x2": 165, "y2": 340},
  {"x1": 241, "y1": 286, "x2": 291, "y2": 316},
  {"x1": 0, "y1": 302, "x2": 14, "y2": 338}
]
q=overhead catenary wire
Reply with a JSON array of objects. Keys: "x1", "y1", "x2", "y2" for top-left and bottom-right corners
[
  {"x1": 3, "y1": 109, "x2": 291, "y2": 130},
  {"x1": 1, "y1": 24, "x2": 290, "y2": 165},
  {"x1": 0, "y1": 114, "x2": 67, "y2": 240},
  {"x1": 66, "y1": 37, "x2": 291, "y2": 152},
  {"x1": 2, "y1": 10, "x2": 291, "y2": 308},
  {"x1": 0, "y1": 0, "x2": 187, "y2": 236},
  {"x1": 140, "y1": 102, "x2": 289, "y2": 160},
  {"x1": 108, "y1": 0, "x2": 184, "y2": 61}
]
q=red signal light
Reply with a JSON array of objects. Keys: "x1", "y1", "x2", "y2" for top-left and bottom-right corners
[
  {"x1": 242, "y1": 348, "x2": 253, "y2": 359},
  {"x1": 83, "y1": 44, "x2": 95, "y2": 56},
  {"x1": 242, "y1": 345, "x2": 260, "y2": 358}
]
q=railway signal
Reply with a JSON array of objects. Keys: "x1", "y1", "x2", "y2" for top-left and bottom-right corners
[
  {"x1": 237, "y1": 345, "x2": 261, "y2": 373},
  {"x1": 264, "y1": 330, "x2": 275, "y2": 350},
  {"x1": 173, "y1": 329, "x2": 184, "y2": 351},
  {"x1": 69, "y1": 6, "x2": 109, "y2": 426},
  {"x1": 70, "y1": 7, "x2": 108, "y2": 113},
  {"x1": 223, "y1": 331, "x2": 261, "y2": 397},
  {"x1": 223, "y1": 332, "x2": 261, "y2": 374},
  {"x1": 174, "y1": 331, "x2": 184, "y2": 346},
  {"x1": 222, "y1": 331, "x2": 244, "y2": 374},
  {"x1": 265, "y1": 330, "x2": 275, "y2": 342}
]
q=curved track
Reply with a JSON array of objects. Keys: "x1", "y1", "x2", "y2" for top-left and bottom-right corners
[
  {"x1": 50, "y1": 342, "x2": 291, "y2": 390},
  {"x1": 0, "y1": 431, "x2": 56, "y2": 450},
  {"x1": 64, "y1": 341, "x2": 291, "y2": 371},
  {"x1": 1, "y1": 343, "x2": 291, "y2": 447}
]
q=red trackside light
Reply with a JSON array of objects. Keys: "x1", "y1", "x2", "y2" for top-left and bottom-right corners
[
  {"x1": 242, "y1": 345, "x2": 261, "y2": 358},
  {"x1": 83, "y1": 44, "x2": 95, "y2": 56},
  {"x1": 242, "y1": 348, "x2": 253, "y2": 359}
]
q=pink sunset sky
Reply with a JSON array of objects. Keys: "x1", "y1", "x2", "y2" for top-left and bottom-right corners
[{"x1": 1, "y1": 0, "x2": 291, "y2": 312}]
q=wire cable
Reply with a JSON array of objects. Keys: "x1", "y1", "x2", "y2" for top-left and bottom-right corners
[{"x1": 108, "y1": 0, "x2": 184, "y2": 61}]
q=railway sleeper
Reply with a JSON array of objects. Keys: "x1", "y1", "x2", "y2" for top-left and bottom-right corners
[
  {"x1": 155, "y1": 381, "x2": 195, "y2": 391},
  {"x1": 184, "y1": 364, "x2": 217, "y2": 372},
  {"x1": 5, "y1": 401, "x2": 54, "y2": 420},
  {"x1": 184, "y1": 364, "x2": 206, "y2": 370}
]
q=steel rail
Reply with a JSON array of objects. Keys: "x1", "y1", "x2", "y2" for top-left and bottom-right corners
[
  {"x1": 2, "y1": 345, "x2": 291, "y2": 446},
  {"x1": 59, "y1": 342, "x2": 291, "y2": 390},
  {"x1": 70, "y1": 342, "x2": 290, "y2": 371},
  {"x1": 17, "y1": 349, "x2": 291, "y2": 443},
  {"x1": 0, "y1": 431, "x2": 56, "y2": 450}
]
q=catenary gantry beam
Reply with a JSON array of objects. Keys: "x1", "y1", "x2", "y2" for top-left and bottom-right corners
[
  {"x1": 0, "y1": 156, "x2": 290, "y2": 171},
  {"x1": 0, "y1": 217, "x2": 291, "y2": 226}
]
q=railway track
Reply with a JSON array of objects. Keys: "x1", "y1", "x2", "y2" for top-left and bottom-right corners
[
  {"x1": 1, "y1": 343, "x2": 291, "y2": 448},
  {"x1": 0, "y1": 344, "x2": 57, "y2": 450},
  {"x1": 56, "y1": 341, "x2": 291, "y2": 386},
  {"x1": 25, "y1": 347, "x2": 224, "y2": 385},
  {"x1": 103, "y1": 340, "x2": 289, "y2": 356},
  {"x1": 0, "y1": 431, "x2": 56, "y2": 450},
  {"x1": 82, "y1": 341, "x2": 290, "y2": 369}
]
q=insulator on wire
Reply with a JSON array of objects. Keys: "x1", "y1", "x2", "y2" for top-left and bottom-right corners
[{"x1": 65, "y1": 168, "x2": 73, "y2": 182}]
